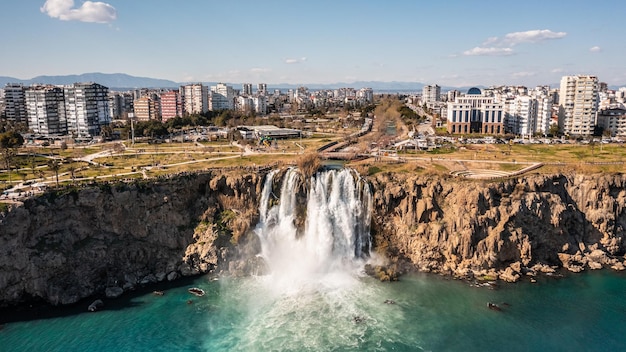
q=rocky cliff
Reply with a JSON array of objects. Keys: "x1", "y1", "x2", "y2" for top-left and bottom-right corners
[
  {"x1": 0, "y1": 170, "x2": 262, "y2": 307},
  {"x1": 369, "y1": 172, "x2": 626, "y2": 282},
  {"x1": 1, "y1": 169, "x2": 626, "y2": 308}
]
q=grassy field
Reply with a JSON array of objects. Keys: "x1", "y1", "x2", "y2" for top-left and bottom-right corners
[{"x1": 2, "y1": 138, "x2": 625, "y2": 191}]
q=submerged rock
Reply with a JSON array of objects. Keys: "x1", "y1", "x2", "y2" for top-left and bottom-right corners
[{"x1": 88, "y1": 299, "x2": 104, "y2": 312}]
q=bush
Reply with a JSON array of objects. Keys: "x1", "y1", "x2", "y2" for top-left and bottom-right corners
[{"x1": 296, "y1": 152, "x2": 321, "y2": 180}]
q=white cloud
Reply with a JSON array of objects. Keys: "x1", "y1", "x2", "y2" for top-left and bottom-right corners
[
  {"x1": 41, "y1": 0, "x2": 117, "y2": 23},
  {"x1": 551, "y1": 68, "x2": 564, "y2": 73},
  {"x1": 499, "y1": 29, "x2": 567, "y2": 46},
  {"x1": 462, "y1": 29, "x2": 566, "y2": 58},
  {"x1": 284, "y1": 57, "x2": 307, "y2": 64},
  {"x1": 511, "y1": 71, "x2": 537, "y2": 78},
  {"x1": 589, "y1": 46, "x2": 602, "y2": 53},
  {"x1": 250, "y1": 67, "x2": 271, "y2": 73},
  {"x1": 462, "y1": 47, "x2": 514, "y2": 56}
]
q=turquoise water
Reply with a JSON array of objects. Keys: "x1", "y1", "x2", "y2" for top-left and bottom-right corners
[{"x1": 2, "y1": 270, "x2": 626, "y2": 351}]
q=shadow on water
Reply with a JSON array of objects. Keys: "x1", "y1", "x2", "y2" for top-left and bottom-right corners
[{"x1": 0, "y1": 274, "x2": 203, "y2": 325}]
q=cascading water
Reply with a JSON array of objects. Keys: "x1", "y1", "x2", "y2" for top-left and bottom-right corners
[
  {"x1": 255, "y1": 167, "x2": 373, "y2": 293},
  {"x1": 225, "y1": 167, "x2": 383, "y2": 350}
]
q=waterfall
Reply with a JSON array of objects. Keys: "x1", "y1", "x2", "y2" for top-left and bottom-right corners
[{"x1": 255, "y1": 168, "x2": 372, "y2": 291}]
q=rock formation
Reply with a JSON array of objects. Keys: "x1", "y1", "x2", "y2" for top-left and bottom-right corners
[
  {"x1": 1, "y1": 169, "x2": 625, "y2": 308},
  {"x1": 369, "y1": 172, "x2": 626, "y2": 282},
  {"x1": 0, "y1": 171, "x2": 262, "y2": 307}
]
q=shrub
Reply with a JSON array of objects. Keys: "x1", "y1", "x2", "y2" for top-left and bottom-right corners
[{"x1": 296, "y1": 152, "x2": 321, "y2": 180}]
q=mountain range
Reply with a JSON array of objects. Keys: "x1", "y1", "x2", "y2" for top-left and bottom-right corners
[
  {"x1": 0, "y1": 72, "x2": 440, "y2": 92},
  {"x1": 0, "y1": 73, "x2": 179, "y2": 90},
  {"x1": 6, "y1": 72, "x2": 609, "y2": 92}
]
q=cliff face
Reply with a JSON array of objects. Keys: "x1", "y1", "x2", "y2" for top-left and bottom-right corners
[
  {"x1": 370, "y1": 173, "x2": 626, "y2": 281},
  {"x1": 2, "y1": 169, "x2": 626, "y2": 308},
  {"x1": 0, "y1": 171, "x2": 262, "y2": 307}
]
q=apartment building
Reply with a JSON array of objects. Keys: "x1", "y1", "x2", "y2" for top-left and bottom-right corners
[
  {"x1": 597, "y1": 107, "x2": 626, "y2": 137},
  {"x1": 210, "y1": 83, "x2": 235, "y2": 111},
  {"x1": 2, "y1": 83, "x2": 27, "y2": 125},
  {"x1": 422, "y1": 85, "x2": 441, "y2": 104},
  {"x1": 25, "y1": 85, "x2": 67, "y2": 136},
  {"x1": 180, "y1": 83, "x2": 208, "y2": 115},
  {"x1": 257, "y1": 83, "x2": 267, "y2": 95},
  {"x1": 64, "y1": 82, "x2": 111, "y2": 137},
  {"x1": 558, "y1": 75, "x2": 599, "y2": 136},
  {"x1": 160, "y1": 90, "x2": 182, "y2": 121},
  {"x1": 505, "y1": 96, "x2": 537, "y2": 137},
  {"x1": 133, "y1": 96, "x2": 160, "y2": 121},
  {"x1": 242, "y1": 83, "x2": 253, "y2": 96}
]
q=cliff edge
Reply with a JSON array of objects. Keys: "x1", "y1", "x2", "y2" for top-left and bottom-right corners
[
  {"x1": 1, "y1": 169, "x2": 625, "y2": 308},
  {"x1": 370, "y1": 172, "x2": 626, "y2": 282},
  {"x1": 0, "y1": 171, "x2": 262, "y2": 307}
]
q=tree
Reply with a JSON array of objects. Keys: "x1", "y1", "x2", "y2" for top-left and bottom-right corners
[
  {"x1": 66, "y1": 159, "x2": 78, "y2": 184},
  {"x1": 0, "y1": 131, "x2": 24, "y2": 185},
  {"x1": 548, "y1": 124, "x2": 560, "y2": 137},
  {"x1": 47, "y1": 159, "x2": 61, "y2": 187}
]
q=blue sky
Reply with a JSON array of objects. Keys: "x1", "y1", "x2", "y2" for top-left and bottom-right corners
[{"x1": 1, "y1": 0, "x2": 624, "y2": 87}]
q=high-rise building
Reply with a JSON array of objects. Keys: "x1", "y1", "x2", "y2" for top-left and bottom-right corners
[
  {"x1": 534, "y1": 95, "x2": 553, "y2": 136},
  {"x1": 160, "y1": 90, "x2": 182, "y2": 121},
  {"x1": 242, "y1": 83, "x2": 252, "y2": 96},
  {"x1": 253, "y1": 96, "x2": 267, "y2": 115},
  {"x1": 558, "y1": 75, "x2": 599, "y2": 136},
  {"x1": 422, "y1": 85, "x2": 441, "y2": 104},
  {"x1": 64, "y1": 82, "x2": 111, "y2": 137},
  {"x1": 180, "y1": 83, "x2": 208, "y2": 115},
  {"x1": 505, "y1": 95, "x2": 537, "y2": 137},
  {"x1": 2, "y1": 83, "x2": 27, "y2": 125},
  {"x1": 257, "y1": 83, "x2": 267, "y2": 95},
  {"x1": 133, "y1": 96, "x2": 160, "y2": 121},
  {"x1": 597, "y1": 107, "x2": 626, "y2": 137},
  {"x1": 357, "y1": 88, "x2": 374, "y2": 103},
  {"x1": 25, "y1": 85, "x2": 66, "y2": 136},
  {"x1": 210, "y1": 83, "x2": 235, "y2": 111},
  {"x1": 446, "y1": 87, "x2": 504, "y2": 135}
]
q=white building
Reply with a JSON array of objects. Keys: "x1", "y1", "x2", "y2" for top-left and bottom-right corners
[
  {"x1": 64, "y1": 82, "x2": 110, "y2": 137},
  {"x1": 236, "y1": 95, "x2": 267, "y2": 115},
  {"x1": 210, "y1": 83, "x2": 235, "y2": 111},
  {"x1": 242, "y1": 83, "x2": 252, "y2": 96},
  {"x1": 257, "y1": 83, "x2": 267, "y2": 95},
  {"x1": 422, "y1": 85, "x2": 441, "y2": 104},
  {"x1": 25, "y1": 85, "x2": 67, "y2": 136},
  {"x1": 506, "y1": 96, "x2": 537, "y2": 137},
  {"x1": 534, "y1": 96, "x2": 553, "y2": 136},
  {"x1": 180, "y1": 83, "x2": 208, "y2": 115},
  {"x1": 252, "y1": 96, "x2": 267, "y2": 115},
  {"x1": 597, "y1": 108, "x2": 626, "y2": 137},
  {"x1": 357, "y1": 88, "x2": 374, "y2": 103},
  {"x1": 559, "y1": 75, "x2": 599, "y2": 136},
  {"x1": 446, "y1": 88, "x2": 504, "y2": 135}
]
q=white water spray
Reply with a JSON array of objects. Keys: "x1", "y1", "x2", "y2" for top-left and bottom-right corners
[{"x1": 255, "y1": 168, "x2": 373, "y2": 293}]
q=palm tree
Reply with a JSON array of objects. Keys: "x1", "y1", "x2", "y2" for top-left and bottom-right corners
[
  {"x1": 47, "y1": 159, "x2": 61, "y2": 187},
  {"x1": 66, "y1": 158, "x2": 77, "y2": 184}
]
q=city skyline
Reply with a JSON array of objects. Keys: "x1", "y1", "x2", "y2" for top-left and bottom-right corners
[{"x1": 1, "y1": 0, "x2": 624, "y2": 88}]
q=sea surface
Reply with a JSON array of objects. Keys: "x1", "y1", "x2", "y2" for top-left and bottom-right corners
[{"x1": 2, "y1": 270, "x2": 626, "y2": 352}]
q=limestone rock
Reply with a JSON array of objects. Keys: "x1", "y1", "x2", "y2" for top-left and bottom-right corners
[
  {"x1": 167, "y1": 271, "x2": 179, "y2": 282},
  {"x1": 0, "y1": 170, "x2": 263, "y2": 307},
  {"x1": 105, "y1": 287, "x2": 124, "y2": 298},
  {"x1": 499, "y1": 267, "x2": 521, "y2": 283}
]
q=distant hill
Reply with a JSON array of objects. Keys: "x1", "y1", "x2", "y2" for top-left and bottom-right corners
[
  {"x1": 1, "y1": 72, "x2": 582, "y2": 92},
  {"x1": 0, "y1": 74, "x2": 430, "y2": 92},
  {"x1": 0, "y1": 73, "x2": 179, "y2": 89}
]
